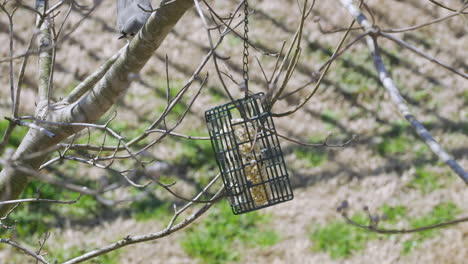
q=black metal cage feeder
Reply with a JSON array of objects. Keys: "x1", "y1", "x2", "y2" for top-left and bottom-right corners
[{"x1": 205, "y1": 93, "x2": 293, "y2": 214}]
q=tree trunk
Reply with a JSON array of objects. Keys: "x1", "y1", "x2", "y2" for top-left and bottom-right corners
[{"x1": 0, "y1": 0, "x2": 194, "y2": 217}]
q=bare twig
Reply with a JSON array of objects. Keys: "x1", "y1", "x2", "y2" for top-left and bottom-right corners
[
  {"x1": 380, "y1": 32, "x2": 467, "y2": 79},
  {"x1": 202, "y1": 0, "x2": 279, "y2": 57},
  {"x1": 0, "y1": 203, "x2": 19, "y2": 229},
  {"x1": 381, "y1": 11, "x2": 465, "y2": 33},
  {"x1": 146, "y1": 129, "x2": 209, "y2": 140},
  {"x1": 196, "y1": 0, "x2": 244, "y2": 104},
  {"x1": 339, "y1": 0, "x2": 468, "y2": 184},
  {"x1": 272, "y1": 18, "x2": 357, "y2": 117},
  {"x1": 157, "y1": 173, "x2": 224, "y2": 203},
  {"x1": 278, "y1": 132, "x2": 357, "y2": 148},
  {"x1": 0, "y1": 124, "x2": 16, "y2": 157},
  {"x1": 427, "y1": 0, "x2": 468, "y2": 14},
  {"x1": 0, "y1": 3, "x2": 19, "y2": 157},
  {"x1": 0, "y1": 3, "x2": 17, "y2": 114},
  {"x1": 0, "y1": 159, "x2": 116, "y2": 206},
  {"x1": 315, "y1": 17, "x2": 361, "y2": 34},
  {"x1": 57, "y1": 129, "x2": 209, "y2": 152},
  {"x1": 0, "y1": 239, "x2": 50, "y2": 264},
  {"x1": 341, "y1": 212, "x2": 468, "y2": 234},
  {"x1": 279, "y1": 31, "x2": 367, "y2": 100},
  {"x1": 36, "y1": 232, "x2": 51, "y2": 264},
  {"x1": 268, "y1": 0, "x2": 314, "y2": 107},
  {"x1": 15, "y1": 30, "x2": 39, "y2": 117},
  {"x1": 0, "y1": 194, "x2": 81, "y2": 206},
  {"x1": 62, "y1": 187, "x2": 224, "y2": 264},
  {"x1": 0, "y1": 0, "x2": 102, "y2": 64},
  {"x1": 5, "y1": 117, "x2": 56, "y2": 138}
]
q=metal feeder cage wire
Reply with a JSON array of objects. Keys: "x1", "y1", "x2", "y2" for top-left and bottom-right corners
[{"x1": 205, "y1": 93, "x2": 293, "y2": 214}]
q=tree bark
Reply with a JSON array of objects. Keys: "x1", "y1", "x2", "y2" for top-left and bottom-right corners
[{"x1": 0, "y1": 0, "x2": 194, "y2": 217}]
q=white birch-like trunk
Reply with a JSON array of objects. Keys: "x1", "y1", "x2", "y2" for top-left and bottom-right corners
[{"x1": 0, "y1": 0, "x2": 194, "y2": 217}]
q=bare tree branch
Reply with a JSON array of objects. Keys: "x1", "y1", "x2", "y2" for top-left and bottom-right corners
[
  {"x1": 0, "y1": 239, "x2": 50, "y2": 264},
  {"x1": 36, "y1": 232, "x2": 51, "y2": 264},
  {"x1": 381, "y1": 10, "x2": 466, "y2": 33},
  {"x1": 0, "y1": 194, "x2": 81, "y2": 206},
  {"x1": 0, "y1": 2, "x2": 17, "y2": 114},
  {"x1": 36, "y1": 0, "x2": 53, "y2": 112},
  {"x1": 62, "y1": 187, "x2": 224, "y2": 264},
  {"x1": 339, "y1": 0, "x2": 468, "y2": 184},
  {"x1": 0, "y1": 2, "x2": 19, "y2": 157},
  {"x1": 272, "y1": 18, "x2": 357, "y2": 117},
  {"x1": 341, "y1": 212, "x2": 468, "y2": 234},
  {"x1": 5, "y1": 117, "x2": 56, "y2": 138},
  {"x1": 0, "y1": 0, "x2": 196, "y2": 217},
  {"x1": 427, "y1": 0, "x2": 468, "y2": 14},
  {"x1": 0, "y1": 0, "x2": 101, "y2": 64},
  {"x1": 380, "y1": 32, "x2": 467, "y2": 79}
]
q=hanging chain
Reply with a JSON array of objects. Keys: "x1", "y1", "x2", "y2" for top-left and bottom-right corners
[{"x1": 242, "y1": 0, "x2": 250, "y2": 98}]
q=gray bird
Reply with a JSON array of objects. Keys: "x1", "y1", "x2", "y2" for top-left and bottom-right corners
[{"x1": 117, "y1": 0, "x2": 153, "y2": 39}]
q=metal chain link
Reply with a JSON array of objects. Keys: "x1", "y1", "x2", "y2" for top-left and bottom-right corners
[{"x1": 242, "y1": 0, "x2": 250, "y2": 97}]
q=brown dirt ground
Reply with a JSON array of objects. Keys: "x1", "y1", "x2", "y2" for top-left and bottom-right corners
[{"x1": 0, "y1": 0, "x2": 467, "y2": 263}]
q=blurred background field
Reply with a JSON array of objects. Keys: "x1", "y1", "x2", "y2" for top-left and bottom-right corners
[{"x1": 0, "y1": 0, "x2": 467, "y2": 263}]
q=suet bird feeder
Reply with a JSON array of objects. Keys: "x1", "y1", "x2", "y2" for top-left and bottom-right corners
[{"x1": 205, "y1": 93, "x2": 293, "y2": 214}]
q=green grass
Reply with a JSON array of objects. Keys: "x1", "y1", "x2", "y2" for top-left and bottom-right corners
[
  {"x1": 338, "y1": 68, "x2": 375, "y2": 95},
  {"x1": 403, "y1": 32, "x2": 434, "y2": 49},
  {"x1": 310, "y1": 213, "x2": 376, "y2": 259},
  {"x1": 57, "y1": 194, "x2": 100, "y2": 219},
  {"x1": 207, "y1": 85, "x2": 226, "y2": 102},
  {"x1": 294, "y1": 135, "x2": 330, "y2": 167},
  {"x1": 132, "y1": 195, "x2": 172, "y2": 222},
  {"x1": 181, "y1": 203, "x2": 280, "y2": 263},
  {"x1": 402, "y1": 202, "x2": 460, "y2": 254},
  {"x1": 310, "y1": 202, "x2": 460, "y2": 258},
  {"x1": 411, "y1": 90, "x2": 432, "y2": 102},
  {"x1": 375, "y1": 121, "x2": 435, "y2": 159},
  {"x1": 377, "y1": 135, "x2": 412, "y2": 156},
  {"x1": 376, "y1": 122, "x2": 414, "y2": 156},
  {"x1": 336, "y1": 50, "x2": 380, "y2": 98},
  {"x1": 295, "y1": 147, "x2": 328, "y2": 167},
  {"x1": 108, "y1": 120, "x2": 147, "y2": 139},
  {"x1": 153, "y1": 77, "x2": 185, "y2": 97},
  {"x1": 156, "y1": 100, "x2": 187, "y2": 121},
  {"x1": 319, "y1": 109, "x2": 348, "y2": 134},
  {"x1": 0, "y1": 180, "x2": 101, "y2": 239},
  {"x1": 175, "y1": 137, "x2": 217, "y2": 169},
  {"x1": 407, "y1": 167, "x2": 443, "y2": 194},
  {"x1": 159, "y1": 175, "x2": 177, "y2": 185},
  {"x1": 0, "y1": 120, "x2": 28, "y2": 148},
  {"x1": 226, "y1": 35, "x2": 242, "y2": 47},
  {"x1": 153, "y1": 78, "x2": 188, "y2": 122},
  {"x1": 409, "y1": 202, "x2": 460, "y2": 238},
  {"x1": 320, "y1": 109, "x2": 340, "y2": 123},
  {"x1": 0, "y1": 179, "x2": 178, "y2": 241},
  {"x1": 379, "y1": 204, "x2": 407, "y2": 224},
  {"x1": 72, "y1": 118, "x2": 152, "y2": 149},
  {"x1": 461, "y1": 90, "x2": 468, "y2": 104}
]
